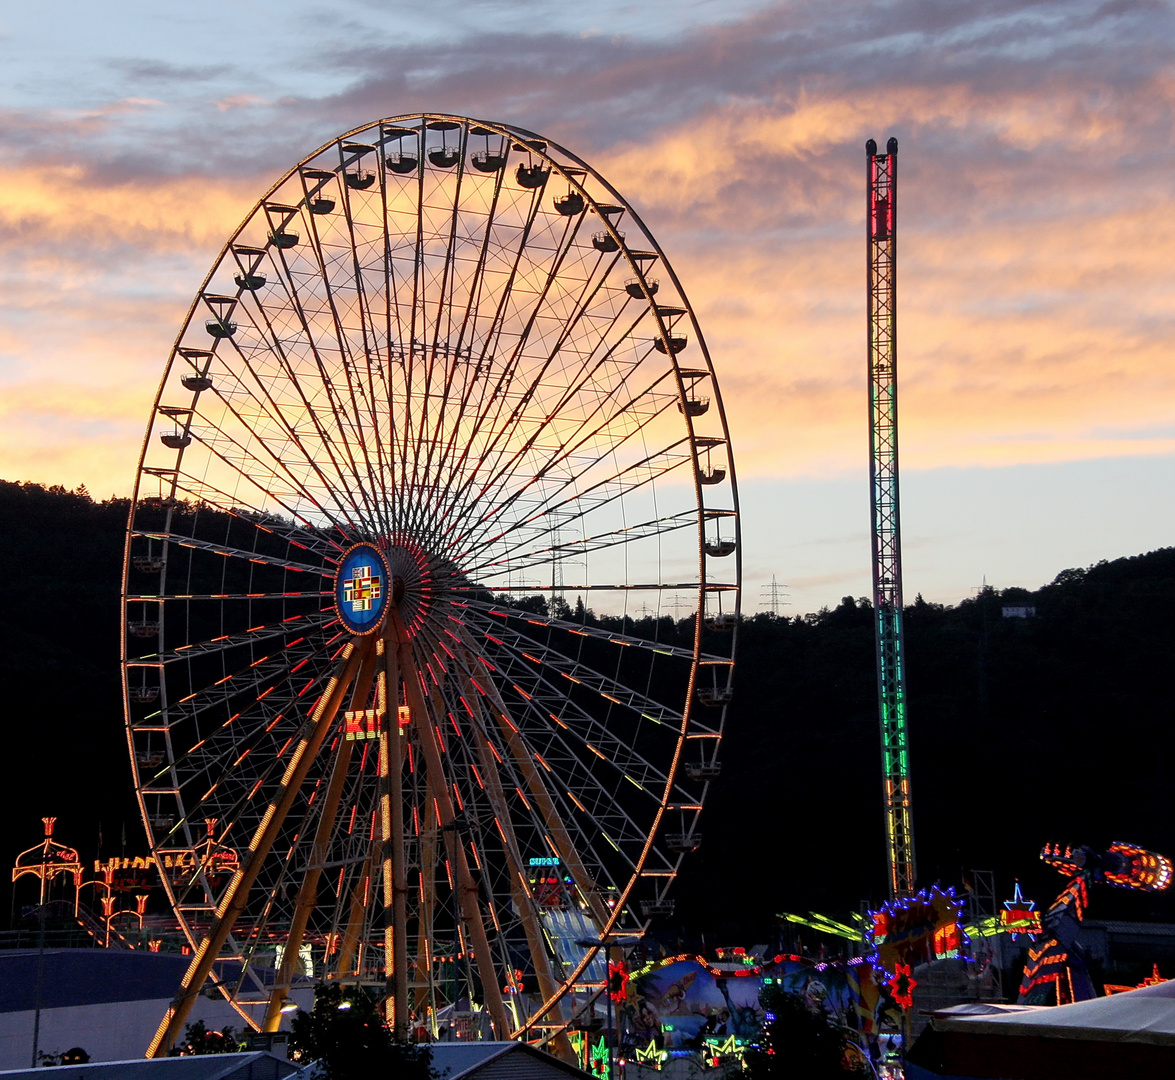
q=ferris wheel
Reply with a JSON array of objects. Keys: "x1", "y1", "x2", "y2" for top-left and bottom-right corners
[{"x1": 120, "y1": 114, "x2": 740, "y2": 1055}]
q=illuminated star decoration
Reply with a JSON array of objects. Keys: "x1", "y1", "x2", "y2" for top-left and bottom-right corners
[
  {"x1": 608, "y1": 960, "x2": 629, "y2": 1004},
  {"x1": 636, "y1": 1040, "x2": 666, "y2": 1067},
  {"x1": 589, "y1": 1036, "x2": 610, "y2": 1078},
  {"x1": 888, "y1": 963, "x2": 917, "y2": 1010},
  {"x1": 1001, "y1": 880, "x2": 1040, "y2": 941}
]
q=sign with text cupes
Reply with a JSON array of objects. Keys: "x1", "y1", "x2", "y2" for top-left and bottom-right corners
[{"x1": 334, "y1": 542, "x2": 391, "y2": 635}]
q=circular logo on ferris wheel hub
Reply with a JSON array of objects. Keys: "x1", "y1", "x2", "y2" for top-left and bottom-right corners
[{"x1": 334, "y1": 543, "x2": 391, "y2": 636}]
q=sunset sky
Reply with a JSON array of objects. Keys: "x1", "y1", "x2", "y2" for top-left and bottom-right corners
[{"x1": 2, "y1": 0, "x2": 1173, "y2": 613}]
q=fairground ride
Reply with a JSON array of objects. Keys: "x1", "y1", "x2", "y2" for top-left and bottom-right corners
[
  {"x1": 866, "y1": 137, "x2": 915, "y2": 900},
  {"x1": 119, "y1": 114, "x2": 740, "y2": 1056}
]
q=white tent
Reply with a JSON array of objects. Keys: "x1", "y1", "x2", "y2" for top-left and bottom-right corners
[{"x1": 908, "y1": 979, "x2": 1175, "y2": 1079}]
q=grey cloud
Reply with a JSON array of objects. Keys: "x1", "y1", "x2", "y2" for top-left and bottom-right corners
[
  {"x1": 109, "y1": 59, "x2": 236, "y2": 83},
  {"x1": 3, "y1": 0, "x2": 1173, "y2": 236}
]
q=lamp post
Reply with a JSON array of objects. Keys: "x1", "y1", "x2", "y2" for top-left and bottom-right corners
[{"x1": 574, "y1": 936, "x2": 642, "y2": 1078}]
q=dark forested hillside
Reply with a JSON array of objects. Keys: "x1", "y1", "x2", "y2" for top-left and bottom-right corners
[
  {"x1": 3, "y1": 479, "x2": 1174, "y2": 935},
  {"x1": 0, "y1": 480, "x2": 143, "y2": 922}
]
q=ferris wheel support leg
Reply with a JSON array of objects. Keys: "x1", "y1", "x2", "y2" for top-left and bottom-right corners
[
  {"x1": 458, "y1": 683, "x2": 575, "y2": 1062},
  {"x1": 416, "y1": 785, "x2": 439, "y2": 1028},
  {"x1": 380, "y1": 628, "x2": 411, "y2": 1037},
  {"x1": 147, "y1": 638, "x2": 371, "y2": 1058},
  {"x1": 335, "y1": 840, "x2": 379, "y2": 979},
  {"x1": 393, "y1": 612, "x2": 512, "y2": 1042},
  {"x1": 261, "y1": 643, "x2": 381, "y2": 1031}
]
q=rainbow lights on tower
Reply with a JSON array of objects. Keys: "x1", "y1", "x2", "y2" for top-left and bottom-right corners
[{"x1": 867, "y1": 137, "x2": 916, "y2": 899}]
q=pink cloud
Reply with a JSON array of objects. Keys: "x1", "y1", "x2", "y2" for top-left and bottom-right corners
[{"x1": 1, "y1": 0, "x2": 1173, "y2": 503}]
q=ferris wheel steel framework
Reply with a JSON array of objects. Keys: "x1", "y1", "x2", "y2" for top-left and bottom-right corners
[{"x1": 119, "y1": 114, "x2": 741, "y2": 1057}]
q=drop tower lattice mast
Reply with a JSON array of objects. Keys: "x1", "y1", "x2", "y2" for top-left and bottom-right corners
[{"x1": 867, "y1": 137, "x2": 916, "y2": 898}]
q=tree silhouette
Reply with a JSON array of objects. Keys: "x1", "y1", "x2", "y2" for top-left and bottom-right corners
[{"x1": 289, "y1": 983, "x2": 433, "y2": 1080}]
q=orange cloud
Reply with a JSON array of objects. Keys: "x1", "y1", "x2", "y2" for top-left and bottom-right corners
[
  {"x1": 591, "y1": 79, "x2": 1175, "y2": 479},
  {"x1": 0, "y1": 163, "x2": 264, "y2": 490},
  {"x1": 2, "y1": 66, "x2": 1175, "y2": 504},
  {"x1": 0, "y1": 163, "x2": 256, "y2": 254}
]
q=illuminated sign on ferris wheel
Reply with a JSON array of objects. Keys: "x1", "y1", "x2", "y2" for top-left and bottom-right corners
[{"x1": 334, "y1": 542, "x2": 391, "y2": 635}]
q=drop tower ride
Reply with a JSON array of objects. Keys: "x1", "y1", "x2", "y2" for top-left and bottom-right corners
[{"x1": 866, "y1": 137, "x2": 916, "y2": 898}]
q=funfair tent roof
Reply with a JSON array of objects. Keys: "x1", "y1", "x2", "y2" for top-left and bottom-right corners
[
  {"x1": 932, "y1": 977, "x2": 1175, "y2": 1045},
  {"x1": 910, "y1": 982, "x2": 1175, "y2": 1079}
]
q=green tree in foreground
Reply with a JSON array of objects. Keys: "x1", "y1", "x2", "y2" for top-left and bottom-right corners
[
  {"x1": 170, "y1": 1020, "x2": 247, "y2": 1055},
  {"x1": 740, "y1": 988, "x2": 866, "y2": 1079},
  {"x1": 289, "y1": 984, "x2": 434, "y2": 1080}
]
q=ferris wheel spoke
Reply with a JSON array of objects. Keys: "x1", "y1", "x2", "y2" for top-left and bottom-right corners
[
  {"x1": 225, "y1": 334, "x2": 381, "y2": 536},
  {"x1": 146, "y1": 472, "x2": 344, "y2": 559},
  {"x1": 475, "y1": 666, "x2": 700, "y2": 843},
  {"x1": 165, "y1": 703, "x2": 325, "y2": 822},
  {"x1": 303, "y1": 171, "x2": 398, "y2": 536},
  {"x1": 399, "y1": 175, "x2": 546, "y2": 542},
  {"x1": 410, "y1": 163, "x2": 518, "y2": 534},
  {"x1": 412, "y1": 626, "x2": 561, "y2": 870},
  {"x1": 185, "y1": 383, "x2": 369, "y2": 532},
  {"x1": 224, "y1": 240, "x2": 390, "y2": 530},
  {"x1": 418, "y1": 659, "x2": 575, "y2": 1033},
  {"x1": 130, "y1": 590, "x2": 331, "y2": 603},
  {"x1": 408, "y1": 132, "x2": 473, "y2": 502},
  {"x1": 475, "y1": 679, "x2": 642, "y2": 934},
  {"x1": 394, "y1": 608, "x2": 512, "y2": 1038},
  {"x1": 448, "y1": 264, "x2": 659, "y2": 524},
  {"x1": 415, "y1": 249, "x2": 556, "y2": 545},
  {"x1": 260, "y1": 639, "x2": 382, "y2": 1025},
  {"x1": 152, "y1": 632, "x2": 343, "y2": 747},
  {"x1": 422, "y1": 629, "x2": 612, "y2": 933},
  {"x1": 206, "y1": 274, "x2": 357, "y2": 492},
  {"x1": 377, "y1": 617, "x2": 410, "y2": 1032},
  {"x1": 126, "y1": 612, "x2": 330, "y2": 668},
  {"x1": 413, "y1": 180, "x2": 604, "y2": 538},
  {"x1": 367, "y1": 159, "x2": 409, "y2": 499},
  {"x1": 452, "y1": 598, "x2": 731, "y2": 670},
  {"x1": 434, "y1": 654, "x2": 639, "y2": 900},
  {"x1": 434, "y1": 172, "x2": 674, "y2": 518},
  {"x1": 474, "y1": 581, "x2": 734, "y2": 595},
  {"x1": 173, "y1": 641, "x2": 368, "y2": 893},
  {"x1": 440, "y1": 361, "x2": 690, "y2": 557},
  {"x1": 456, "y1": 612, "x2": 684, "y2": 739},
  {"x1": 452, "y1": 684, "x2": 572, "y2": 1013},
  {"x1": 458, "y1": 509, "x2": 698, "y2": 583},
  {"x1": 395, "y1": 164, "x2": 424, "y2": 515},
  {"x1": 132, "y1": 531, "x2": 333, "y2": 578},
  {"x1": 453, "y1": 436, "x2": 696, "y2": 565},
  {"x1": 169, "y1": 701, "x2": 333, "y2": 794},
  {"x1": 439, "y1": 620, "x2": 678, "y2": 868},
  {"x1": 427, "y1": 346, "x2": 654, "y2": 550},
  {"x1": 409, "y1": 639, "x2": 616, "y2": 999}
]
